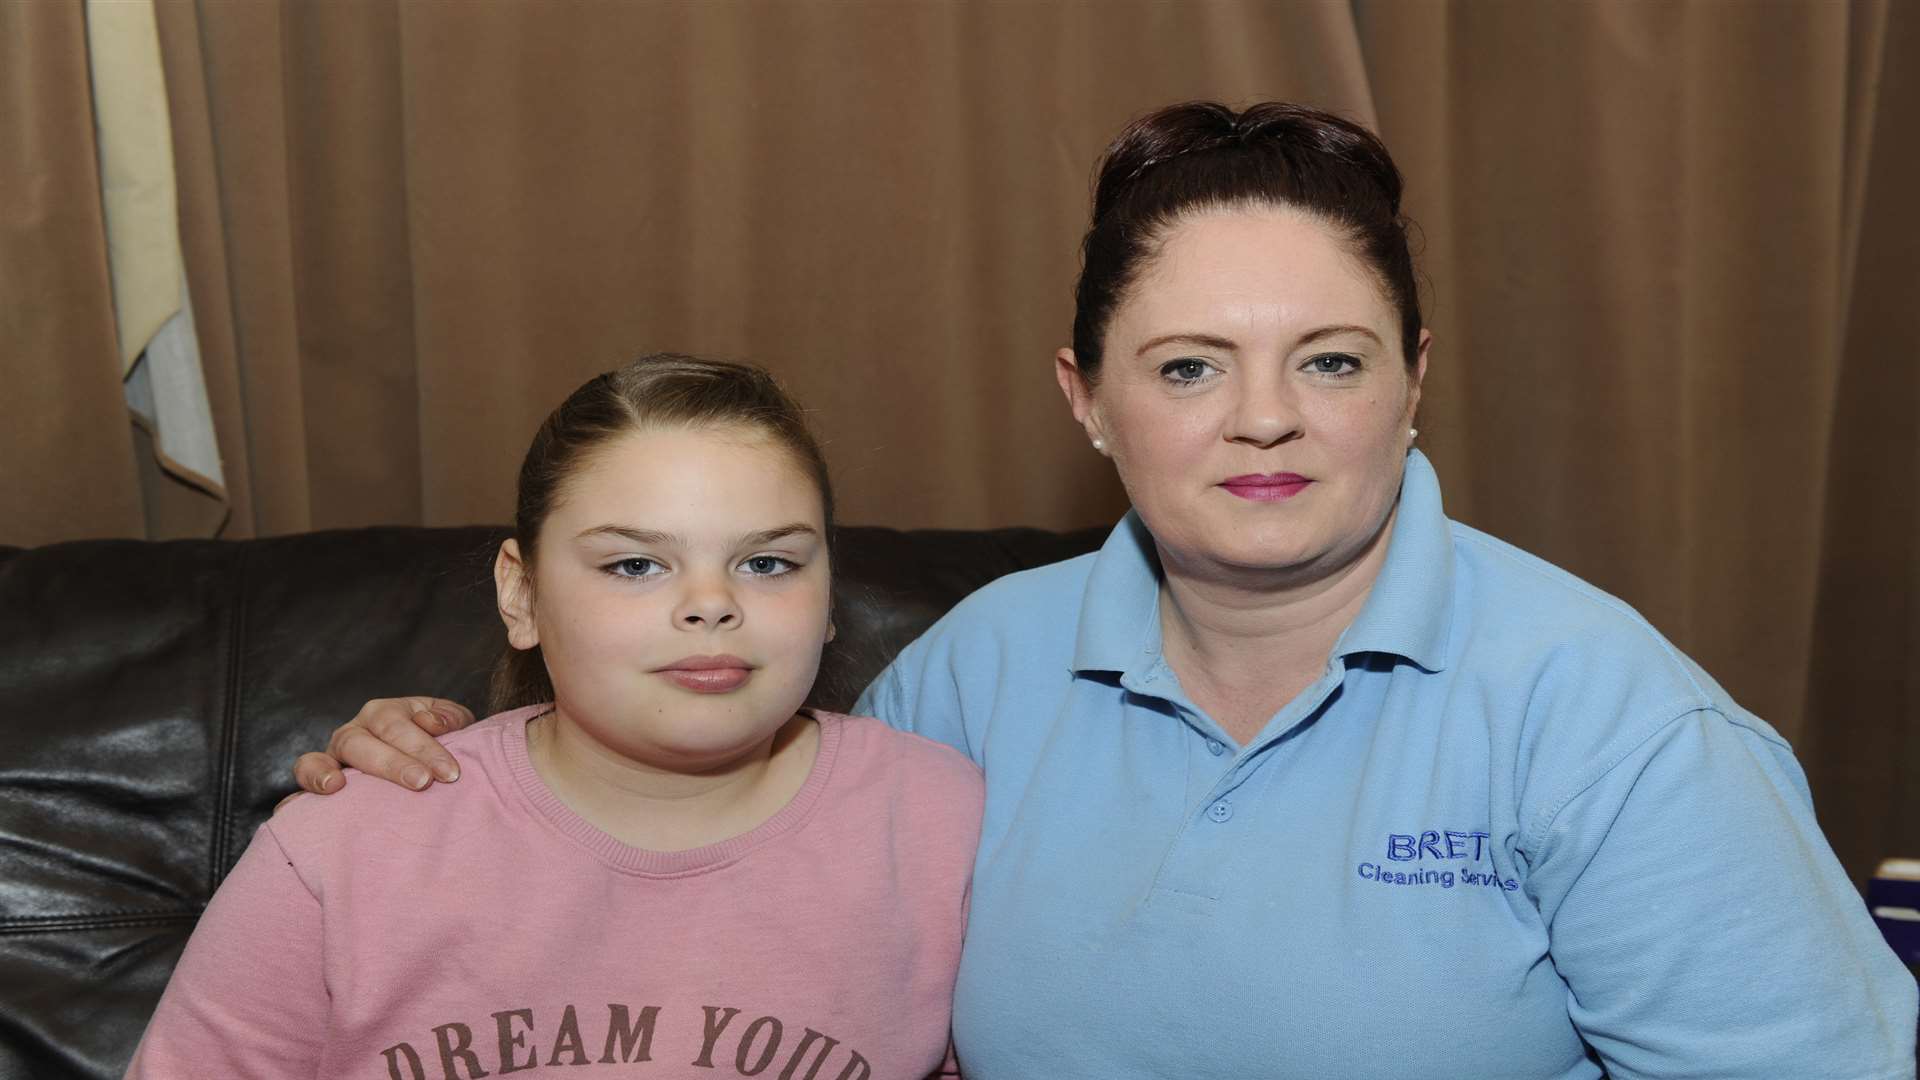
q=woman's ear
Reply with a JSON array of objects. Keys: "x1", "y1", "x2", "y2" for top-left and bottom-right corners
[
  {"x1": 1054, "y1": 347, "x2": 1109, "y2": 454},
  {"x1": 494, "y1": 540, "x2": 540, "y2": 650},
  {"x1": 1407, "y1": 328, "x2": 1432, "y2": 428}
]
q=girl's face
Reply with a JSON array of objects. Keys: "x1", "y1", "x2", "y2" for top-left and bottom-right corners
[
  {"x1": 497, "y1": 424, "x2": 832, "y2": 774},
  {"x1": 1060, "y1": 205, "x2": 1427, "y2": 584}
]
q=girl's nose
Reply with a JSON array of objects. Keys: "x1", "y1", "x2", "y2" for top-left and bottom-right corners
[{"x1": 673, "y1": 576, "x2": 741, "y2": 629}]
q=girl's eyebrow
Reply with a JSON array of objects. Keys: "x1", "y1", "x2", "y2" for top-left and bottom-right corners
[
  {"x1": 738, "y1": 523, "x2": 819, "y2": 547},
  {"x1": 576, "y1": 525, "x2": 676, "y2": 545},
  {"x1": 574, "y1": 523, "x2": 819, "y2": 546}
]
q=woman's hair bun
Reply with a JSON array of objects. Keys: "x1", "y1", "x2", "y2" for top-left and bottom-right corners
[{"x1": 1072, "y1": 101, "x2": 1420, "y2": 378}]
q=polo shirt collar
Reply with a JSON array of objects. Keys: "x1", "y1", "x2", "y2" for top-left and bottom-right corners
[
  {"x1": 1070, "y1": 449, "x2": 1454, "y2": 682},
  {"x1": 1071, "y1": 511, "x2": 1165, "y2": 680},
  {"x1": 1333, "y1": 449, "x2": 1453, "y2": 672}
]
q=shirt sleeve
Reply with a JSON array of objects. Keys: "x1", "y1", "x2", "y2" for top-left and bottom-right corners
[
  {"x1": 124, "y1": 823, "x2": 328, "y2": 1078},
  {"x1": 1524, "y1": 709, "x2": 1918, "y2": 1079},
  {"x1": 852, "y1": 632, "x2": 975, "y2": 759}
]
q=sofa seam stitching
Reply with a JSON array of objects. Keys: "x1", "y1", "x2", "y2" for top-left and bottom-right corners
[
  {"x1": 208, "y1": 545, "x2": 248, "y2": 891},
  {"x1": 1, "y1": 907, "x2": 200, "y2": 921}
]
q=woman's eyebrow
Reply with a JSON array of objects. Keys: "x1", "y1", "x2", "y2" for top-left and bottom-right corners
[
  {"x1": 1298, "y1": 323, "x2": 1381, "y2": 346},
  {"x1": 1135, "y1": 332, "x2": 1238, "y2": 357}
]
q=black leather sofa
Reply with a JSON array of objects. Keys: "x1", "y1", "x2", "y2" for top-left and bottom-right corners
[{"x1": 0, "y1": 523, "x2": 1104, "y2": 1080}]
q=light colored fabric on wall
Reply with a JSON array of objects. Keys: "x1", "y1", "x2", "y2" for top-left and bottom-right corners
[
  {"x1": 1, "y1": 0, "x2": 1914, "y2": 881},
  {"x1": 85, "y1": 0, "x2": 179, "y2": 373},
  {"x1": 125, "y1": 269, "x2": 224, "y2": 497},
  {"x1": 89, "y1": 0, "x2": 225, "y2": 506}
]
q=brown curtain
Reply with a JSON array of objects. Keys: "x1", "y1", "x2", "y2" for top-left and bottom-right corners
[{"x1": 2, "y1": 0, "x2": 1913, "y2": 881}]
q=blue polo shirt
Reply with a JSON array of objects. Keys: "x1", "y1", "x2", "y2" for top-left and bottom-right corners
[{"x1": 856, "y1": 451, "x2": 1916, "y2": 1080}]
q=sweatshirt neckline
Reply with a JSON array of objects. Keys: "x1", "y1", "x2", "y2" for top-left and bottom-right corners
[{"x1": 500, "y1": 707, "x2": 841, "y2": 877}]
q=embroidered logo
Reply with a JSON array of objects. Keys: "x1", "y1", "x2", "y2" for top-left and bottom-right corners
[{"x1": 1356, "y1": 830, "x2": 1517, "y2": 892}]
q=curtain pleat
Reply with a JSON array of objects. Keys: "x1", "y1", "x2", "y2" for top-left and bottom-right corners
[
  {"x1": 0, "y1": 2, "x2": 143, "y2": 540},
  {"x1": 1802, "y1": 0, "x2": 1920, "y2": 884}
]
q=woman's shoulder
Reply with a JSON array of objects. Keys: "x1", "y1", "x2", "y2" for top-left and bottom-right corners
[
  {"x1": 944, "y1": 549, "x2": 1101, "y2": 628},
  {"x1": 1441, "y1": 521, "x2": 1795, "y2": 768},
  {"x1": 1447, "y1": 521, "x2": 1725, "y2": 692},
  {"x1": 883, "y1": 551, "x2": 1101, "y2": 681}
]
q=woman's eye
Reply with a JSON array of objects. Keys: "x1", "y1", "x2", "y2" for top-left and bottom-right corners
[
  {"x1": 742, "y1": 555, "x2": 797, "y2": 576},
  {"x1": 1160, "y1": 358, "x2": 1215, "y2": 384},
  {"x1": 606, "y1": 557, "x2": 661, "y2": 578},
  {"x1": 1306, "y1": 353, "x2": 1359, "y2": 375}
]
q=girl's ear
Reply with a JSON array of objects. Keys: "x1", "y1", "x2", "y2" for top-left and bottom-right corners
[{"x1": 494, "y1": 539, "x2": 540, "y2": 650}]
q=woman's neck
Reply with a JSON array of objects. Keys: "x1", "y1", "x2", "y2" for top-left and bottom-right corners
[
  {"x1": 1157, "y1": 506, "x2": 1399, "y2": 745},
  {"x1": 525, "y1": 709, "x2": 819, "y2": 852}
]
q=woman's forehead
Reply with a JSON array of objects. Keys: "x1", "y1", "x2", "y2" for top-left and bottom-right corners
[{"x1": 1125, "y1": 207, "x2": 1393, "y2": 335}]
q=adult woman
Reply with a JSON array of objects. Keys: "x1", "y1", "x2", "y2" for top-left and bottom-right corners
[{"x1": 291, "y1": 103, "x2": 1916, "y2": 1077}]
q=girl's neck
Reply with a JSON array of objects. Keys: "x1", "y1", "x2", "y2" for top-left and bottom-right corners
[
  {"x1": 525, "y1": 709, "x2": 820, "y2": 852},
  {"x1": 1156, "y1": 505, "x2": 1398, "y2": 744}
]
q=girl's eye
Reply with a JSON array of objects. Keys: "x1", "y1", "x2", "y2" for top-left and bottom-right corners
[
  {"x1": 1306, "y1": 353, "x2": 1359, "y2": 376},
  {"x1": 742, "y1": 555, "x2": 797, "y2": 576},
  {"x1": 1159, "y1": 358, "x2": 1216, "y2": 385},
  {"x1": 606, "y1": 557, "x2": 661, "y2": 578}
]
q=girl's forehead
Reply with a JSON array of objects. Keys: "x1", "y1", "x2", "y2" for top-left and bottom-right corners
[{"x1": 555, "y1": 426, "x2": 825, "y2": 529}]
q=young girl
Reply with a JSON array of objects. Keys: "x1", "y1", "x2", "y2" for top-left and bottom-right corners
[{"x1": 126, "y1": 354, "x2": 981, "y2": 1079}]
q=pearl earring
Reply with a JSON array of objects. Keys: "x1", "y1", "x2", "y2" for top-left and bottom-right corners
[
  {"x1": 1408, "y1": 428, "x2": 1419, "y2": 440},
  {"x1": 1092, "y1": 438, "x2": 1105, "y2": 451}
]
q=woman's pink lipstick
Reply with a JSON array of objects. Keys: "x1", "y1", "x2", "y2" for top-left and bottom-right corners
[
  {"x1": 656, "y1": 655, "x2": 753, "y2": 693},
  {"x1": 1220, "y1": 473, "x2": 1312, "y2": 501}
]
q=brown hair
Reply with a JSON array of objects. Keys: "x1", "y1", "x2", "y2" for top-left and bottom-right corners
[
  {"x1": 1071, "y1": 101, "x2": 1422, "y2": 378},
  {"x1": 487, "y1": 352, "x2": 835, "y2": 713}
]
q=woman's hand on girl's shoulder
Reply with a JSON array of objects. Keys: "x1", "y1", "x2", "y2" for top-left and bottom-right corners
[{"x1": 289, "y1": 697, "x2": 475, "y2": 797}]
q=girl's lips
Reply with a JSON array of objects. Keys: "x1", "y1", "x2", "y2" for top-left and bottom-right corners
[
  {"x1": 655, "y1": 655, "x2": 753, "y2": 693},
  {"x1": 658, "y1": 667, "x2": 751, "y2": 693},
  {"x1": 1219, "y1": 474, "x2": 1312, "y2": 501}
]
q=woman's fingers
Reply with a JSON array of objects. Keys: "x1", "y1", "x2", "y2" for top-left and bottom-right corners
[
  {"x1": 346, "y1": 698, "x2": 459, "y2": 786},
  {"x1": 288, "y1": 697, "x2": 476, "y2": 795},
  {"x1": 375, "y1": 697, "x2": 473, "y2": 783},
  {"x1": 415, "y1": 698, "x2": 477, "y2": 736},
  {"x1": 290, "y1": 752, "x2": 345, "y2": 796}
]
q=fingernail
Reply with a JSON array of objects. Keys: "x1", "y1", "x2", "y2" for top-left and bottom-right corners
[
  {"x1": 403, "y1": 766, "x2": 430, "y2": 790},
  {"x1": 433, "y1": 762, "x2": 460, "y2": 782},
  {"x1": 319, "y1": 773, "x2": 337, "y2": 793}
]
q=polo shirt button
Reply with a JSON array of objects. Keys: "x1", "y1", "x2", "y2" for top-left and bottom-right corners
[
  {"x1": 1207, "y1": 800, "x2": 1233, "y2": 823},
  {"x1": 1206, "y1": 739, "x2": 1226, "y2": 756}
]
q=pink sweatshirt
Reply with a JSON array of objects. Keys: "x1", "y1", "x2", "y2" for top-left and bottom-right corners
[{"x1": 126, "y1": 708, "x2": 982, "y2": 1079}]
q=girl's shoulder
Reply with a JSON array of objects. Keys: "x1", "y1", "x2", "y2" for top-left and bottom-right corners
[{"x1": 266, "y1": 718, "x2": 515, "y2": 856}]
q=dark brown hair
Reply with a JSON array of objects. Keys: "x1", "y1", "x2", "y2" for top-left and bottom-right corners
[
  {"x1": 487, "y1": 352, "x2": 835, "y2": 713},
  {"x1": 1071, "y1": 101, "x2": 1422, "y2": 378}
]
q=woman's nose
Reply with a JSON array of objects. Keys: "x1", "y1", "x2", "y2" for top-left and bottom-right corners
[{"x1": 1226, "y1": 375, "x2": 1302, "y2": 448}]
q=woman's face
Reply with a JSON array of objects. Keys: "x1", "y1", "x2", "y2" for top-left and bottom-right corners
[{"x1": 1059, "y1": 205, "x2": 1428, "y2": 583}]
